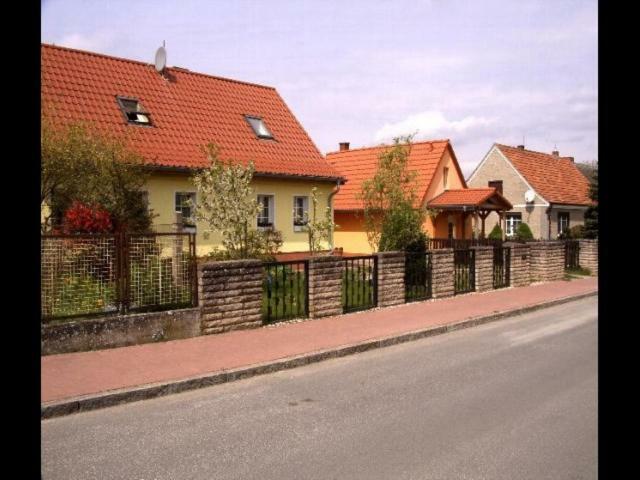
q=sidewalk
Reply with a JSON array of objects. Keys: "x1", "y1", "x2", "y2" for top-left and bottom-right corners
[{"x1": 42, "y1": 277, "x2": 597, "y2": 416}]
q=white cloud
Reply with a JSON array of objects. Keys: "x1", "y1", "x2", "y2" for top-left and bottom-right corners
[{"x1": 374, "y1": 110, "x2": 496, "y2": 142}]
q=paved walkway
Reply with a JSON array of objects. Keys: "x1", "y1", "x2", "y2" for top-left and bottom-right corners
[{"x1": 42, "y1": 277, "x2": 597, "y2": 404}]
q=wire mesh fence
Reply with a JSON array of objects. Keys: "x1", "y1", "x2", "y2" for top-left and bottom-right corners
[
  {"x1": 41, "y1": 235, "x2": 120, "y2": 319},
  {"x1": 41, "y1": 232, "x2": 197, "y2": 321}
]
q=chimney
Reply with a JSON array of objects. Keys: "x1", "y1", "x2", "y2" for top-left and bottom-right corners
[
  {"x1": 517, "y1": 145, "x2": 525, "y2": 150},
  {"x1": 552, "y1": 150, "x2": 559, "y2": 157},
  {"x1": 339, "y1": 142, "x2": 350, "y2": 151}
]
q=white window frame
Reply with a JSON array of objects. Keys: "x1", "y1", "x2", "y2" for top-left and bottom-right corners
[
  {"x1": 257, "y1": 194, "x2": 275, "y2": 229},
  {"x1": 293, "y1": 195, "x2": 309, "y2": 232},
  {"x1": 175, "y1": 191, "x2": 197, "y2": 232},
  {"x1": 506, "y1": 212, "x2": 522, "y2": 237},
  {"x1": 558, "y1": 212, "x2": 570, "y2": 235}
]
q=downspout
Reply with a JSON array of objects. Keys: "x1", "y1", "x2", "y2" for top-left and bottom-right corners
[{"x1": 327, "y1": 180, "x2": 342, "y2": 251}]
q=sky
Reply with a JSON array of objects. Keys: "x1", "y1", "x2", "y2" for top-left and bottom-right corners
[{"x1": 41, "y1": 0, "x2": 598, "y2": 177}]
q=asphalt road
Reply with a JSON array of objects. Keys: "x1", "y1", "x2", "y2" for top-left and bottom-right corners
[{"x1": 42, "y1": 296, "x2": 598, "y2": 480}]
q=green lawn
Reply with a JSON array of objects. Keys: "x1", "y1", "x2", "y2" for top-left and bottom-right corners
[
  {"x1": 342, "y1": 266, "x2": 376, "y2": 312},
  {"x1": 564, "y1": 266, "x2": 592, "y2": 280},
  {"x1": 262, "y1": 267, "x2": 307, "y2": 323},
  {"x1": 454, "y1": 265, "x2": 474, "y2": 294}
]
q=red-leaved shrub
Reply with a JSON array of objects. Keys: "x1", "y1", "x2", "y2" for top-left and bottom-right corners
[{"x1": 62, "y1": 201, "x2": 113, "y2": 234}]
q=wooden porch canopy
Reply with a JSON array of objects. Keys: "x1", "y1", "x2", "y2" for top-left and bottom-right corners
[{"x1": 426, "y1": 188, "x2": 513, "y2": 239}]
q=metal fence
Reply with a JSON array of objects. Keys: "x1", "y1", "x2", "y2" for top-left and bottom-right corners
[
  {"x1": 564, "y1": 240, "x2": 580, "y2": 270},
  {"x1": 428, "y1": 238, "x2": 502, "y2": 250},
  {"x1": 405, "y1": 252, "x2": 433, "y2": 302},
  {"x1": 493, "y1": 246, "x2": 511, "y2": 289},
  {"x1": 262, "y1": 260, "x2": 308, "y2": 324},
  {"x1": 343, "y1": 255, "x2": 378, "y2": 313},
  {"x1": 41, "y1": 232, "x2": 197, "y2": 321},
  {"x1": 454, "y1": 249, "x2": 476, "y2": 295}
]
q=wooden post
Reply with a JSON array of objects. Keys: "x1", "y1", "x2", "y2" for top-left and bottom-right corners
[
  {"x1": 473, "y1": 210, "x2": 478, "y2": 239},
  {"x1": 478, "y1": 209, "x2": 490, "y2": 239},
  {"x1": 461, "y1": 211, "x2": 468, "y2": 239}
]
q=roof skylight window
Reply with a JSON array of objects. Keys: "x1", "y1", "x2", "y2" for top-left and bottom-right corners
[
  {"x1": 245, "y1": 115, "x2": 274, "y2": 139},
  {"x1": 116, "y1": 96, "x2": 152, "y2": 126}
]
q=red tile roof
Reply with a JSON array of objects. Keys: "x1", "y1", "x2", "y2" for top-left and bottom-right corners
[
  {"x1": 496, "y1": 144, "x2": 591, "y2": 205},
  {"x1": 427, "y1": 188, "x2": 513, "y2": 209},
  {"x1": 326, "y1": 140, "x2": 462, "y2": 210},
  {"x1": 41, "y1": 43, "x2": 342, "y2": 181}
]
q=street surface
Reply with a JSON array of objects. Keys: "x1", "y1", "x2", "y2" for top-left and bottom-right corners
[{"x1": 42, "y1": 296, "x2": 597, "y2": 480}]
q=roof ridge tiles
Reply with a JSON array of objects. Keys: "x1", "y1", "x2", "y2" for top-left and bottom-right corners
[
  {"x1": 41, "y1": 43, "x2": 277, "y2": 91},
  {"x1": 325, "y1": 139, "x2": 450, "y2": 156}
]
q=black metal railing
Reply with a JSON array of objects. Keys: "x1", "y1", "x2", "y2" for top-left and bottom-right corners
[
  {"x1": 405, "y1": 251, "x2": 433, "y2": 302},
  {"x1": 454, "y1": 249, "x2": 476, "y2": 295},
  {"x1": 564, "y1": 240, "x2": 580, "y2": 270},
  {"x1": 41, "y1": 232, "x2": 198, "y2": 321},
  {"x1": 428, "y1": 238, "x2": 502, "y2": 250},
  {"x1": 343, "y1": 255, "x2": 378, "y2": 313},
  {"x1": 262, "y1": 260, "x2": 309, "y2": 324},
  {"x1": 493, "y1": 246, "x2": 511, "y2": 289}
]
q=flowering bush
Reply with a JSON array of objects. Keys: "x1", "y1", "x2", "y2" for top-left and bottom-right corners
[{"x1": 62, "y1": 201, "x2": 113, "y2": 234}]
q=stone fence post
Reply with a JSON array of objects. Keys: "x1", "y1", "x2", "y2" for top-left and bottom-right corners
[
  {"x1": 431, "y1": 249, "x2": 454, "y2": 299},
  {"x1": 470, "y1": 246, "x2": 493, "y2": 292},
  {"x1": 578, "y1": 239, "x2": 598, "y2": 275},
  {"x1": 376, "y1": 251, "x2": 406, "y2": 308},
  {"x1": 529, "y1": 241, "x2": 564, "y2": 282},
  {"x1": 504, "y1": 242, "x2": 531, "y2": 287},
  {"x1": 198, "y1": 259, "x2": 263, "y2": 335},
  {"x1": 308, "y1": 255, "x2": 344, "y2": 319}
]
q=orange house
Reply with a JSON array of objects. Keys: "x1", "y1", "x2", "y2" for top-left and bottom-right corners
[{"x1": 326, "y1": 140, "x2": 511, "y2": 254}]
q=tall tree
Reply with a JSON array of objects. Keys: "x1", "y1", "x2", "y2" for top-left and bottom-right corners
[
  {"x1": 41, "y1": 118, "x2": 153, "y2": 233},
  {"x1": 359, "y1": 136, "x2": 426, "y2": 252}
]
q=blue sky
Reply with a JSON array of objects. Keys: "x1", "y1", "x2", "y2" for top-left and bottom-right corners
[{"x1": 41, "y1": 0, "x2": 597, "y2": 176}]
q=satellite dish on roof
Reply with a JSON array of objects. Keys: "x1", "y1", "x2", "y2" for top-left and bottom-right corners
[
  {"x1": 154, "y1": 45, "x2": 167, "y2": 73},
  {"x1": 524, "y1": 189, "x2": 535, "y2": 203}
]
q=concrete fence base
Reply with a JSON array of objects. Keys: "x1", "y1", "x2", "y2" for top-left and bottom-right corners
[{"x1": 41, "y1": 308, "x2": 201, "y2": 355}]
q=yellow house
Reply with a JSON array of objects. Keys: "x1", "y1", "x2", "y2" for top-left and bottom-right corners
[
  {"x1": 41, "y1": 44, "x2": 344, "y2": 256},
  {"x1": 326, "y1": 140, "x2": 512, "y2": 254}
]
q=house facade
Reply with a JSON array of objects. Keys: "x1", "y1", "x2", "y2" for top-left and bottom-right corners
[
  {"x1": 41, "y1": 44, "x2": 344, "y2": 255},
  {"x1": 466, "y1": 144, "x2": 591, "y2": 239},
  {"x1": 327, "y1": 140, "x2": 511, "y2": 253}
]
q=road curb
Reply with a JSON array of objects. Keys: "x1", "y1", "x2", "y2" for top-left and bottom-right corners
[{"x1": 42, "y1": 290, "x2": 597, "y2": 419}]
